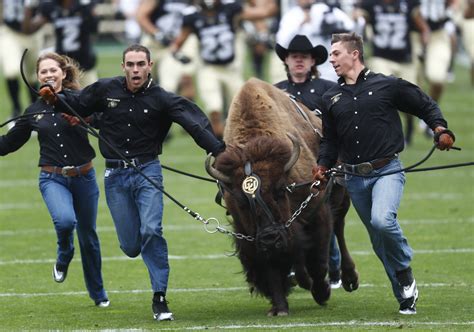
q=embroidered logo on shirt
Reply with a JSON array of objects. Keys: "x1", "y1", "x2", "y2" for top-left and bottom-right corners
[
  {"x1": 331, "y1": 93, "x2": 342, "y2": 105},
  {"x1": 107, "y1": 98, "x2": 121, "y2": 108}
]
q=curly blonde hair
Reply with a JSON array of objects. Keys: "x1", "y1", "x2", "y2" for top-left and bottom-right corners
[{"x1": 36, "y1": 52, "x2": 83, "y2": 90}]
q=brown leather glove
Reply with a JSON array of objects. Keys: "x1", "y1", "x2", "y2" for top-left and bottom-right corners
[
  {"x1": 433, "y1": 126, "x2": 455, "y2": 151},
  {"x1": 39, "y1": 84, "x2": 57, "y2": 105},
  {"x1": 312, "y1": 165, "x2": 329, "y2": 189},
  {"x1": 61, "y1": 113, "x2": 81, "y2": 126}
]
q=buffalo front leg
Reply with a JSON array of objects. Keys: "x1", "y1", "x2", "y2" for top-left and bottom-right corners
[
  {"x1": 264, "y1": 267, "x2": 290, "y2": 316},
  {"x1": 305, "y1": 208, "x2": 331, "y2": 305}
]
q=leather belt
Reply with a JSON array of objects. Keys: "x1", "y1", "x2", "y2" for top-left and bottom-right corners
[
  {"x1": 41, "y1": 162, "x2": 93, "y2": 177},
  {"x1": 105, "y1": 156, "x2": 156, "y2": 169},
  {"x1": 343, "y1": 156, "x2": 397, "y2": 175}
]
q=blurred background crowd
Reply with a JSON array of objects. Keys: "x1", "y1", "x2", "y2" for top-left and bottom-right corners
[{"x1": 1, "y1": 0, "x2": 473, "y2": 144}]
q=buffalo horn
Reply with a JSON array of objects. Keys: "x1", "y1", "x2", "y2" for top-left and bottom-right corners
[
  {"x1": 283, "y1": 133, "x2": 300, "y2": 172},
  {"x1": 205, "y1": 153, "x2": 232, "y2": 184}
]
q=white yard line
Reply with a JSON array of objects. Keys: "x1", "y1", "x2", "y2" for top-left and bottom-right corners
[
  {"x1": 0, "y1": 283, "x2": 469, "y2": 298},
  {"x1": 156, "y1": 321, "x2": 473, "y2": 330},
  {"x1": 1, "y1": 217, "x2": 473, "y2": 235},
  {"x1": 0, "y1": 248, "x2": 472, "y2": 266}
]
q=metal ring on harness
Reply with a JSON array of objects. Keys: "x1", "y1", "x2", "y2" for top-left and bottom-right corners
[
  {"x1": 204, "y1": 217, "x2": 220, "y2": 234},
  {"x1": 310, "y1": 181, "x2": 321, "y2": 191}
]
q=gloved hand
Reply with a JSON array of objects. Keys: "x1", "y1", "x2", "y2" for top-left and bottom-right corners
[
  {"x1": 62, "y1": 113, "x2": 80, "y2": 126},
  {"x1": 433, "y1": 126, "x2": 455, "y2": 150},
  {"x1": 61, "y1": 114, "x2": 92, "y2": 126},
  {"x1": 172, "y1": 51, "x2": 192, "y2": 64},
  {"x1": 39, "y1": 84, "x2": 57, "y2": 105},
  {"x1": 312, "y1": 165, "x2": 329, "y2": 189},
  {"x1": 154, "y1": 31, "x2": 172, "y2": 47}
]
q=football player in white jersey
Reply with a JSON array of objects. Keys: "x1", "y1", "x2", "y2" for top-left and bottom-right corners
[
  {"x1": 170, "y1": 0, "x2": 278, "y2": 138},
  {"x1": 0, "y1": 0, "x2": 43, "y2": 127}
]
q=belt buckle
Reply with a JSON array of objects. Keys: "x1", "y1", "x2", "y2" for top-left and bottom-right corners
[
  {"x1": 61, "y1": 166, "x2": 75, "y2": 177},
  {"x1": 357, "y1": 162, "x2": 373, "y2": 175},
  {"x1": 123, "y1": 159, "x2": 137, "y2": 169}
]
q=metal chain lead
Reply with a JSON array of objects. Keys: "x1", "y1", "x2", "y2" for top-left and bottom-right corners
[
  {"x1": 285, "y1": 181, "x2": 320, "y2": 228},
  {"x1": 216, "y1": 226, "x2": 255, "y2": 241},
  {"x1": 185, "y1": 181, "x2": 321, "y2": 242}
]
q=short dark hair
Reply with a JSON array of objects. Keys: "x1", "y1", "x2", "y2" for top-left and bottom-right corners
[
  {"x1": 331, "y1": 32, "x2": 364, "y2": 63},
  {"x1": 122, "y1": 44, "x2": 151, "y2": 63}
]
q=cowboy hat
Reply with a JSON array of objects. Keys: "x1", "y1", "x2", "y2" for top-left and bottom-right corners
[{"x1": 275, "y1": 35, "x2": 328, "y2": 65}]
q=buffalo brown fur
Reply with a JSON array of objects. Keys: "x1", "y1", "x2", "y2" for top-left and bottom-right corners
[{"x1": 208, "y1": 78, "x2": 359, "y2": 316}]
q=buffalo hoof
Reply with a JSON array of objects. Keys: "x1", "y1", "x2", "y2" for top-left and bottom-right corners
[
  {"x1": 267, "y1": 307, "x2": 289, "y2": 317},
  {"x1": 311, "y1": 280, "x2": 331, "y2": 305},
  {"x1": 341, "y1": 268, "x2": 359, "y2": 292}
]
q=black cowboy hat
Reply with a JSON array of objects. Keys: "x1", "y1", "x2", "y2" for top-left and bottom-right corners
[{"x1": 275, "y1": 35, "x2": 328, "y2": 65}]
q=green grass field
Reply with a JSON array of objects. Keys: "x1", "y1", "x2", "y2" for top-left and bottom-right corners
[{"x1": 0, "y1": 44, "x2": 473, "y2": 331}]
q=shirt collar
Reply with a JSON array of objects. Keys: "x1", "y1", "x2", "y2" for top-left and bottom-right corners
[
  {"x1": 337, "y1": 67, "x2": 371, "y2": 86},
  {"x1": 121, "y1": 75, "x2": 154, "y2": 93},
  {"x1": 289, "y1": 72, "x2": 313, "y2": 85}
]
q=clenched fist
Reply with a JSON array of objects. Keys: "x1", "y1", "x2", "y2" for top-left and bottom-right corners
[
  {"x1": 39, "y1": 84, "x2": 57, "y2": 105},
  {"x1": 61, "y1": 114, "x2": 93, "y2": 127},
  {"x1": 61, "y1": 113, "x2": 80, "y2": 126},
  {"x1": 433, "y1": 127, "x2": 455, "y2": 151},
  {"x1": 312, "y1": 165, "x2": 329, "y2": 189}
]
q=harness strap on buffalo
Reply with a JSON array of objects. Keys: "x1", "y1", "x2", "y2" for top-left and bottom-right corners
[{"x1": 242, "y1": 161, "x2": 275, "y2": 228}]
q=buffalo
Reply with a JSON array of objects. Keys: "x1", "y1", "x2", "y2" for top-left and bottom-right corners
[{"x1": 206, "y1": 78, "x2": 359, "y2": 316}]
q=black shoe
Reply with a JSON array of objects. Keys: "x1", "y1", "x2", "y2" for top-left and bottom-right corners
[
  {"x1": 396, "y1": 267, "x2": 419, "y2": 315},
  {"x1": 399, "y1": 284, "x2": 418, "y2": 315},
  {"x1": 152, "y1": 292, "x2": 174, "y2": 321},
  {"x1": 52, "y1": 263, "x2": 68, "y2": 283}
]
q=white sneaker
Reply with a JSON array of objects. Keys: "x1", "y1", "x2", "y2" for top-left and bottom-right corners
[
  {"x1": 96, "y1": 300, "x2": 110, "y2": 308},
  {"x1": 330, "y1": 279, "x2": 342, "y2": 289},
  {"x1": 154, "y1": 312, "x2": 174, "y2": 321}
]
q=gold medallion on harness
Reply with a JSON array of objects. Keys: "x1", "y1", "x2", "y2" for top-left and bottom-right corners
[{"x1": 242, "y1": 176, "x2": 259, "y2": 195}]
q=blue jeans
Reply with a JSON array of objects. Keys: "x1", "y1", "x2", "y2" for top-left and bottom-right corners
[
  {"x1": 329, "y1": 233, "x2": 340, "y2": 274},
  {"x1": 104, "y1": 160, "x2": 169, "y2": 294},
  {"x1": 344, "y1": 159, "x2": 413, "y2": 302},
  {"x1": 39, "y1": 168, "x2": 107, "y2": 303}
]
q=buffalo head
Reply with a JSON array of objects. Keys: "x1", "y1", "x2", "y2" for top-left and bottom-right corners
[{"x1": 205, "y1": 134, "x2": 301, "y2": 256}]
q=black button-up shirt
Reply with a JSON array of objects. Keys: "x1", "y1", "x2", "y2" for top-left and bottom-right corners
[
  {"x1": 275, "y1": 76, "x2": 336, "y2": 113},
  {"x1": 318, "y1": 68, "x2": 448, "y2": 167},
  {"x1": 60, "y1": 76, "x2": 225, "y2": 159},
  {"x1": 0, "y1": 93, "x2": 95, "y2": 166}
]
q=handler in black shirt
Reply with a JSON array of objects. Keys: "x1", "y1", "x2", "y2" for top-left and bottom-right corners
[
  {"x1": 0, "y1": 52, "x2": 109, "y2": 307},
  {"x1": 40, "y1": 44, "x2": 225, "y2": 322},
  {"x1": 274, "y1": 35, "x2": 335, "y2": 114},
  {"x1": 274, "y1": 34, "x2": 343, "y2": 289},
  {"x1": 313, "y1": 33, "x2": 454, "y2": 315}
]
